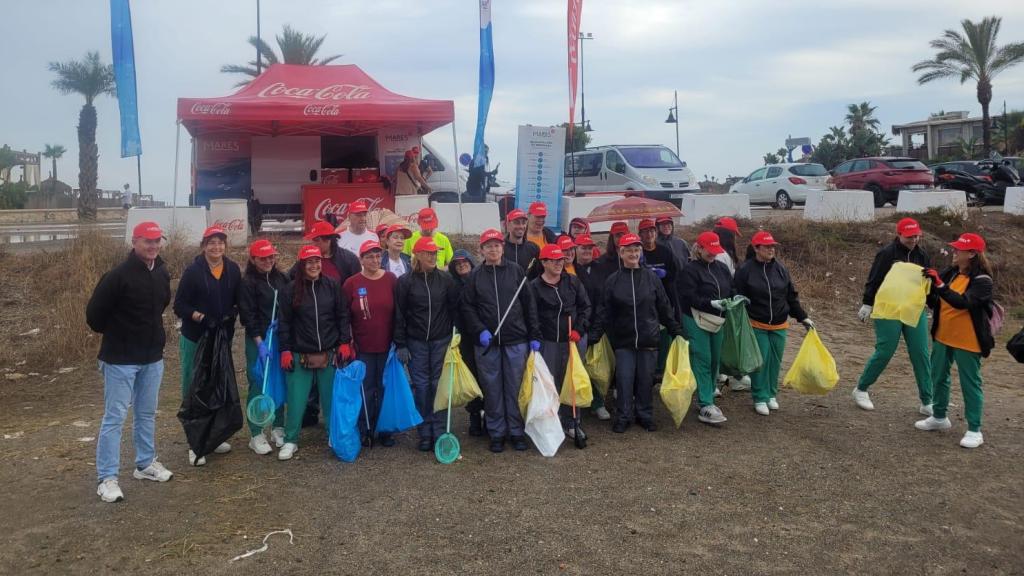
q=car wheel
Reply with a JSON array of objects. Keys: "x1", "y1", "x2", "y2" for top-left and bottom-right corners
[
  {"x1": 776, "y1": 191, "x2": 793, "y2": 210},
  {"x1": 866, "y1": 184, "x2": 885, "y2": 208}
]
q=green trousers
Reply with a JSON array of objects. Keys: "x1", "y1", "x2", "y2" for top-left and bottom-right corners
[
  {"x1": 284, "y1": 362, "x2": 335, "y2": 444},
  {"x1": 179, "y1": 335, "x2": 198, "y2": 400},
  {"x1": 684, "y1": 315, "x2": 724, "y2": 407},
  {"x1": 751, "y1": 328, "x2": 787, "y2": 404},
  {"x1": 930, "y1": 340, "x2": 983, "y2": 432},
  {"x1": 245, "y1": 339, "x2": 285, "y2": 437},
  {"x1": 856, "y1": 312, "x2": 932, "y2": 405}
]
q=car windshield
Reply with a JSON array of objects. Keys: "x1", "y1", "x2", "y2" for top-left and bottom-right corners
[
  {"x1": 618, "y1": 147, "x2": 683, "y2": 168},
  {"x1": 788, "y1": 164, "x2": 828, "y2": 176},
  {"x1": 884, "y1": 159, "x2": 928, "y2": 170}
]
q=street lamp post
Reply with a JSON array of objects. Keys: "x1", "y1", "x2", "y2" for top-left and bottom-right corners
[
  {"x1": 665, "y1": 90, "x2": 679, "y2": 157},
  {"x1": 578, "y1": 32, "x2": 594, "y2": 134}
]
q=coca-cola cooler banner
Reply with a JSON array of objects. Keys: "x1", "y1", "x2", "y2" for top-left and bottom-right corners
[
  {"x1": 514, "y1": 125, "x2": 566, "y2": 231},
  {"x1": 302, "y1": 184, "x2": 394, "y2": 233},
  {"x1": 378, "y1": 127, "x2": 420, "y2": 183},
  {"x1": 194, "y1": 135, "x2": 252, "y2": 207}
]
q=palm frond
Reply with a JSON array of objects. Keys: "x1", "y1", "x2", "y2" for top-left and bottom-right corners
[
  {"x1": 990, "y1": 42, "x2": 1024, "y2": 76},
  {"x1": 48, "y1": 51, "x2": 115, "y2": 104}
]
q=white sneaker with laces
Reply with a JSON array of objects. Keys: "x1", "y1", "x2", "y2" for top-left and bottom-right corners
[
  {"x1": 133, "y1": 460, "x2": 173, "y2": 482},
  {"x1": 213, "y1": 442, "x2": 232, "y2": 454},
  {"x1": 960, "y1": 431, "x2": 983, "y2": 449},
  {"x1": 249, "y1": 435, "x2": 272, "y2": 455},
  {"x1": 593, "y1": 406, "x2": 611, "y2": 421},
  {"x1": 271, "y1": 427, "x2": 285, "y2": 448},
  {"x1": 278, "y1": 442, "x2": 298, "y2": 461},
  {"x1": 728, "y1": 376, "x2": 751, "y2": 392},
  {"x1": 97, "y1": 478, "x2": 124, "y2": 503},
  {"x1": 919, "y1": 403, "x2": 934, "y2": 416},
  {"x1": 914, "y1": 416, "x2": 952, "y2": 431},
  {"x1": 188, "y1": 450, "x2": 206, "y2": 467},
  {"x1": 767, "y1": 397, "x2": 779, "y2": 411},
  {"x1": 754, "y1": 402, "x2": 770, "y2": 416},
  {"x1": 698, "y1": 405, "x2": 727, "y2": 425},
  {"x1": 852, "y1": 388, "x2": 874, "y2": 411}
]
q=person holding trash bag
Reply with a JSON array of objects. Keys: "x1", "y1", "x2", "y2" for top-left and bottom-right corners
[
  {"x1": 87, "y1": 221, "x2": 173, "y2": 503},
  {"x1": 503, "y1": 208, "x2": 539, "y2": 273},
  {"x1": 530, "y1": 244, "x2": 591, "y2": 439},
  {"x1": 448, "y1": 249, "x2": 484, "y2": 436},
  {"x1": 394, "y1": 237, "x2": 459, "y2": 451},
  {"x1": 916, "y1": 233, "x2": 994, "y2": 449},
  {"x1": 573, "y1": 234, "x2": 612, "y2": 421},
  {"x1": 678, "y1": 231, "x2": 735, "y2": 425},
  {"x1": 733, "y1": 231, "x2": 813, "y2": 416},
  {"x1": 238, "y1": 239, "x2": 290, "y2": 454},
  {"x1": 173, "y1": 225, "x2": 242, "y2": 466},
  {"x1": 853, "y1": 217, "x2": 933, "y2": 413},
  {"x1": 341, "y1": 240, "x2": 399, "y2": 447},
  {"x1": 590, "y1": 233, "x2": 682, "y2": 433},
  {"x1": 462, "y1": 229, "x2": 542, "y2": 452},
  {"x1": 277, "y1": 245, "x2": 354, "y2": 461}
]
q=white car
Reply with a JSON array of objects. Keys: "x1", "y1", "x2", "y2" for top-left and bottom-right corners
[{"x1": 728, "y1": 163, "x2": 829, "y2": 209}]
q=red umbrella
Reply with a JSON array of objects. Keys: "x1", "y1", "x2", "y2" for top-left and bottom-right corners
[{"x1": 585, "y1": 196, "x2": 682, "y2": 222}]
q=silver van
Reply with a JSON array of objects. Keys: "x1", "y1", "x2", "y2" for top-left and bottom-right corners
[{"x1": 564, "y1": 145, "x2": 700, "y2": 206}]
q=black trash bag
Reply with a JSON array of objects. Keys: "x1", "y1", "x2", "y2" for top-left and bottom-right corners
[
  {"x1": 1007, "y1": 326, "x2": 1024, "y2": 364},
  {"x1": 177, "y1": 326, "x2": 243, "y2": 458}
]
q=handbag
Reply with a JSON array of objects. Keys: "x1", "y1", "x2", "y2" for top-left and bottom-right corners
[
  {"x1": 692, "y1": 308, "x2": 726, "y2": 333},
  {"x1": 300, "y1": 351, "x2": 331, "y2": 370}
]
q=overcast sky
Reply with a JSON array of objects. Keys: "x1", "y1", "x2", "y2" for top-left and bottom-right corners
[{"x1": 3, "y1": 0, "x2": 1024, "y2": 202}]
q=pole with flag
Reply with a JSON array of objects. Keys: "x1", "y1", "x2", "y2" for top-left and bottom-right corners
[
  {"x1": 567, "y1": 0, "x2": 583, "y2": 193},
  {"x1": 110, "y1": 0, "x2": 142, "y2": 200},
  {"x1": 472, "y1": 0, "x2": 495, "y2": 172}
]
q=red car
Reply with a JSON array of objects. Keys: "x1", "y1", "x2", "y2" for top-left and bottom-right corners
[{"x1": 830, "y1": 157, "x2": 934, "y2": 207}]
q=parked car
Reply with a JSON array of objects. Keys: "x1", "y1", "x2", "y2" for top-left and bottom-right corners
[
  {"x1": 830, "y1": 157, "x2": 934, "y2": 207},
  {"x1": 931, "y1": 161, "x2": 997, "y2": 205},
  {"x1": 728, "y1": 163, "x2": 828, "y2": 209},
  {"x1": 564, "y1": 145, "x2": 700, "y2": 207}
]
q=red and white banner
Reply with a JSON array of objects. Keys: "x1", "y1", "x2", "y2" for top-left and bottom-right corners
[
  {"x1": 567, "y1": 0, "x2": 584, "y2": 128},
  {"x1": 301, "y1": 184, "x2": 394, "y2": 233}
]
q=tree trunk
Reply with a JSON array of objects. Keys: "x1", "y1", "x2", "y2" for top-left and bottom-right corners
[
  {"x1": 977, "y1": 77, "x2": 992, "y2": 157},
  {"x1": 77, "y1": 103, "x2": 98, "y2": 221},
  {"x1": 51, "y1": 157, "x2": 57, "y2": 184}
]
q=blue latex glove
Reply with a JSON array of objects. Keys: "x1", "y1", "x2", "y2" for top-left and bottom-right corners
[
  {"x1": 530, "y1": 340, "x2": 541, "y2": 352},
  {"x1": 479, "y1": 330, "x2": 492, "y2": 348},
  {"x1": 652, "y1": 267, "x2": 667, "y2": 279},
  {"x1": 257, "y1": 340, "x2": 271, "y2": 362}
]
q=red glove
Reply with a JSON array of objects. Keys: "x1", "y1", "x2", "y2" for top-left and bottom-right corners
[
  {"x1": 569, "y1": 330, "x2": 581, "y2": 343},
  {"x1": 338, "y1": 343, "x2": 355, "y2": 363},
  {"x1": 924, "y1": 268, "x2": 944, "y2": 288},
  {"x1": 281, "y1": 351, "x2": 294, "y2": 371}
]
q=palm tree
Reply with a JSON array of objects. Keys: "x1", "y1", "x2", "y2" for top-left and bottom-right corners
[
  {"x1": 221, "y1": 25, "x2": 343, "y2": 86},
  {"x1": 41, "y1": 144, "x2": 66, "y2": 183},
  {"x1": 912, "y1": 16, "x2": 1024, "y2": 156},
  {"x1": 48, "y1": 52, "x2": 115, "y2": 221},
  {"x1": 845, "y1": 102, "x2": 880, "y2": 135}
]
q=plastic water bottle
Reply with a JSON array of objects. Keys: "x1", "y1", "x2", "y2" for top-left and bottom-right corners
[{"x1": 357, "y1": 287, "x2": 371, "y2": 320}]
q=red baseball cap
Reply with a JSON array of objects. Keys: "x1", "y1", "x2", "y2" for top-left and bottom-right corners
[
  {"x1": 305, "y1": 221, "x2": 339, "y2": 240},
  {"x1": 948, "y1": 232, "x2": 986, "y2": 252},
  {"x1": 528, "y1": 201, "x2": 547, "y2": 216},
  {"x1": 696, "y1": 231, "x2": 725, "y2": 255},
  {"x1": 618, "y1": 233, "x2": 642, "y2": 247},
  {"x1": 610, "y1": 221, "x2": 630, "y2": 236},
  {"x1": 298, "y1": 245, "x2": 322, "y2": 260},
  {"x1": 418, "y1": 207, "x2": 439, "y2": 230},
  {"x1": 202, "y1": 225, "x2": 227, "y2": 240},
  {"x1": 375, "y1": 223, "x2": 390, "y2": 236},
  {"x1": 715, "y1": 217, "x2": 740, "y2": 236},
  {"x1": 574, "y1": 234, "x2": 595, "y2": 247},
  {"x1": 479, "y1": 228, "x2": 504, "y2": 246},
  {"x1": 249, "y1": 239, "x2": 278, "y2": 258},
  {"x1": 349, "y1": 200, "x2": 369, "y2": 214},
  {"x1": 751, "y1": 230, "x2": 779, "y2": 247},
  {"x1": 413, "y1": 236, "x2": 439, "y2": 253},
  {"x1": 539, "y1": 245, "x2": 565, "y2": 260},
  {"x1": 359, "y1": 240, "x2": 382, "y2": 256},
  {"x1": 506, "y1": 208, "x2": 527, "y2": 222},
  {"x1": 404, "y1": 150, "x2": 415, "y2": 160},
  {"x1": 556, "y1": 235, "x2": 576, "y2": 251},
  {"x1": 638, "y1": 218, "x2": 656, "y2": 231},
  {"x1": 896, "y1": 217, "x2": 922, "y2": 237},
  {"x1": 385, "y1": 223, "x2": 412, "y2": 239},
  {"x1": 132, "y1": 221, "x2": 163, "y2": 240},
  {"x1": 412, "y1": 146, "x2": 421, "y2": 155},
  {"x1": 655, "y1": 216, "x2": 674, "y2": 225}
]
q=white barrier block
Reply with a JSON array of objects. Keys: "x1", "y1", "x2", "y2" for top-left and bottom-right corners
[
  {"x1": 431, "y1": 202, "x2": 462, "y2": 233},
  {"x1": 125, "y1": 207, "x2": 207, "y2": 245},
  {"x1": 429, "y1": 202, "x2": 501, "y2": 236},
  {"x1": 395, "y1": 195, "x2": 429, "y2": 218},
  {"x1": 561, "y1": 194, "x2": 627, "y2": 233},
  {"x1": 803, "y1": 190, "x2": 875, "y2": 222},
  {"x1": 680, "y1": 193, "x2": 750, "y2": 225},
  {"x1": 896, "y1": 189, "x2": 967, "y2": 213},
  {"x1": 1004, "y1": 187, "x2": 1024, "y2": 215},
  {"x1": 208, "y1": 199, "x2": 248, "y2": 248}
]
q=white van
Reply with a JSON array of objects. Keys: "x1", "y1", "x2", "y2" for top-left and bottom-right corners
[
  {"x1": 564, "y1": 145, "x2": 700, "y2": 206},
  {"x1": 420, "y1": 140, "x2": 465, "y2": 195}
]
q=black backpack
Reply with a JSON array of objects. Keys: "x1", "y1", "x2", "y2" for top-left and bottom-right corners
[{"x1": 1008, "y1": 326, "x2": 1024, "y2": 364}]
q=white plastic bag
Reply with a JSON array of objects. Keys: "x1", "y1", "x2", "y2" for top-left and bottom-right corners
[{"x1": 523, "y1": 353, "x2": 565, "y2": 457}]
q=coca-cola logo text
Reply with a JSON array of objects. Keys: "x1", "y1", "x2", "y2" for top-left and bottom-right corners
[
  {"x1": 313, "y1": 197, "x2": 384, "y2": 221},
  {"x1": 303, "y1": 104, "x2": 341, "y2": 117},
  {"x1": 213, "y1": 218, "x2": 246, "y2": 231},
  {"x1": 190, "y1": 102, "x2": 232, "y2": 115},
  {"x1": 257, "y1": 82, "x2": 372, "y2": 101}
]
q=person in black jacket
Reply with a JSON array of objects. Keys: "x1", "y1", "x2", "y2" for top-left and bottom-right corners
[
  {"x1": 530, "y1": 244, "x2": 591, "y2": 438},
  {"x1": 590, "y1": 234, "x2": 682, "y2": 433},
  {"x1": 853, "y1": 217, "x2": 933, "y2": 413},
  {"x1": 462, "y1": 229, "x2": 542, "y2": 452},
  {"x1": 503, "y1": 208, "x2": 539, "y2": 272},
  {"x1": 394, "y1": 237, "x2": 460, "y2": 452},
  {"x1": 276, "y1": 245, "x2": 354, "y2": 461},
  {"x1": 573, "y1": 233, "x2": 612, "y2": 421},
  {"x1": 678, "y1": 231, "x2": 736, "y2": 426},
  {"x1": 87, "y1": 221, "x2": 173, "y2": 503},
  {"x1": 238, "y1": 239, "x2": 289, "y2": 455},
  {"x1": 172, "y1": 225, "x2": 242, "y2": 466},
  {"x1": 734, "y1": 231, "x2": 813, "y2": 416},
  {"x1": 916, "y1": 233, "x2": 994, "y2": 449},
  {"x1": 656, "y1": 216, "x2": 690, "y2": 272},
  {"x1": 291, "y1": 220, "x2": 362, "y2": 286},
  {"x1": 448, "y1": 249, "x2": 484, "y2": 436}
]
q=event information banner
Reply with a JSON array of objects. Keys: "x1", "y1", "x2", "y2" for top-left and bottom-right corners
[{"x1": 515, "y1": 125, "x2": 566, "y2": 230}]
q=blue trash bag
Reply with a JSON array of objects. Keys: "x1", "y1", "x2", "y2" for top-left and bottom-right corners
[
  {"x1": 329, "y1": 360, "x2": 365, "y2": 462},
  {"x1": 376, "y1": 346, "x2": 424, "y2": 433},
  {"x1": 251, "y1": 323, "x2": 287, "y2": 408}
]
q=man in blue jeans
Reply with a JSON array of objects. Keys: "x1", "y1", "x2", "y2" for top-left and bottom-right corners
[{"x1": 86, "y1": 221, "x2": 174, "y2": 502}]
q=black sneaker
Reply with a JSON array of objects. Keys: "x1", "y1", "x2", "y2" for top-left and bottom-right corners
[
  {"x1": 417, "y1": 437, "x2": 433, "y2": 452},
  {"x1": 378, "y1": 433, "x2": 396, "y2": 447},
  {"x1": 511, "y1": 436, "x2": 528, "y2": 451},
  {"x1": 612, "y1": 421, "x2": 628, "y2": 433},
  {"x1": 468, "y1": 412, "x2": 484, "y2": 437},
  {"x1": 639, "y1": 420, "x2": 657, "y2": 432},
  {"x1": 489, "y1": 437, "x2": 505, "y2": 453}
]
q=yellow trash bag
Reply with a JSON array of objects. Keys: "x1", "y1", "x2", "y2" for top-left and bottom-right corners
[
  {"x1": 783, "y1": 329, "x2": 840, "y2": 395},
  {"x1": 659, "y1": 337, "x2": 697, "y2": 428},
  {"x1": 871, "y1": 262, "x2": 930, "y2": 326},
  {"x1": 584, "y1": 335, "x2": 615, "y2": 397},
  {"x1": 517, "y1": 352, "x2": 536, "y2": 418},
  {"x1": 559, "y1": 344, "x2": 593, "y2": 408},
  {"x1": 433, "y1": 334, "x2": 483, "y2": 412}
]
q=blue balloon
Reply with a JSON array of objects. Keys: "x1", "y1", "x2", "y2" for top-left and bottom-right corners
[
  {"x1": 459, "y1": 153, "x2": 472, "y2": 167},
  {"x1": 801, "y1": 144, "x2": 814, "y2": 155}
]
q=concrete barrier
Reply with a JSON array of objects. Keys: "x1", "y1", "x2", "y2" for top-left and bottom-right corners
[
  {"x1": 430, "y1": 202, "x2": 501, "y2": 235},
  {"x1": 125, "y1": 207, "x2": 207, "y2": 245},
  {"x1": 896, "y1": 189, "x2": 967, "y2": 214},
  {"x1": 1004, "y1": 187, "x2": 1024, "y2": 215},
  {"x1": 680, "y1": 193, "x2": 750, "y2": 225},
  {"x1": 561, "y1": 194, "x2": 627, "y2": 233},
  {"x1": 395, "y1": 195, "x2": 429, "y2": 219},
  {"x1": 208, "y1": 199, "x2": 248, "y2": 248},
  {"x1": 0, "y1": 207, "x2": 125, "y2": 225},
  {"x1": 803, "y1": 190, "x2": 875, "y2": 222}
]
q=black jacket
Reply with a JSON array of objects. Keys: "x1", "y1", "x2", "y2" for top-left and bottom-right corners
[
  {"x1": 863, "y1": 240, "x2": 930, "y2": 306},
  {"x1": 394, "y1": 268, "x2": 459, "y2": 345},
  {"x1": 503, "y1": 236, "x2": 539, "y2": 272},
  {"x1": 530, "y1": 273, "x2": 591, "y2": 342},
  {"x1": 238, "y1": 266, "x2": 290, "y2": 340},
  {"x1": 173, "y1": 255, "x2": 242, "y2": 342},
  {"x1": 447, "y1": 256, "x2": 477, "y2": 335},
  {"x1": 591, "y1": 267, "x2": 682, "y2": 350},
  {"x1": 679, "y1": 258, "x2": 735, "y2": 317},
  {"x1": 278, "y1": 275, "x2": 350, "y2": 354},
  {"x1": 734, "y1": 258, "x2": 808, "y2": 325},
  {"x1": 461, "y1": 261, "x2": 541, "y2": 346},
  {"x1": 928, "y1": 267, "x2": 995, "y2": 358},
  {"x1": 575, "y1": 261, "x2": 608, "y2": 312},
  {"x1": 86, "y1": 252, "x2": 171, "y2": 365},
  {"x1": 657, "y1": 233, "x2": 691, "y2": 272}
]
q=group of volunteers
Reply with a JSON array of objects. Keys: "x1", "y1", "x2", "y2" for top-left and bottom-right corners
[{"x1": 87, "y1": 199, "x2": 998, "y2": 503}]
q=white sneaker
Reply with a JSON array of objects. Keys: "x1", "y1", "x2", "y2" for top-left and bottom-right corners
[
  {"x1": 593, "y1": 406, "x2": 611, "y2": 421},
  {"x1": 213, "y1": 442, "x2": 232, "y2": 454},
  {"x1": 852, "y1": 388, "x2": 874, "y2": 411},
  {"x1": 249, "y1": 435, "x2": 272, "y2": 455},
  {"x1": 698, "y1": 405, "x2": 727, "y2": 425},
  {"x1": 717, "y1": 374, "x2": 728, "y2": 384},
  {"x1": 714, "y1": 387, "x2": 723, "y2": 398},
  {"x1": 133, "y1": 460, "x2": 173, "y2": 482},
  {"x1": 919, "y1": 403, "x2": 934, "y2": 416},
  {"x1": 728, "y1": 376, "x2": 751, "y2": 392},
  {"x1": 271, "y1": 427, "x2": 285, "y2": 448},
  {"x1": 97, "y1": 478, "x2": 124, "y2": 503},
  {"x1": 188, "y1": 450, "x2": 206, "y2": 467},
  {"x1": 914, "y1": 416, "x2": 952, "y2": 431},
  {"x1": 960, "y1": 431, "x2": 983, "y2": 449},
  {"x1": 767, "y1": 397, "x2": 780, "y2": 411},
  {"x1": 754, "y1": 402, "x2": 770, "y2": 416},
  {"x1": 278, "y1": 442, "x2": 298, "y2": 461}
]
